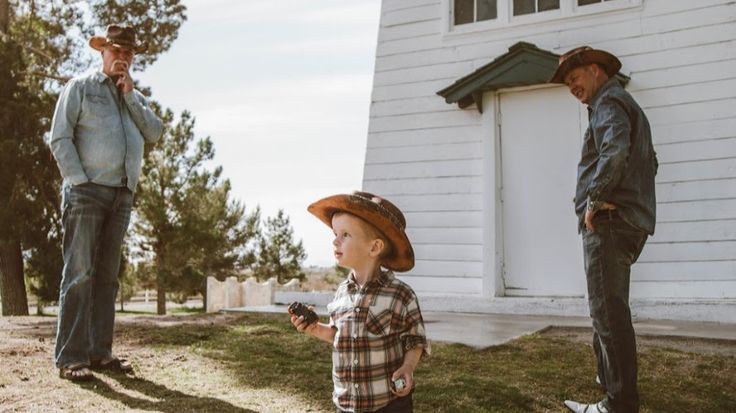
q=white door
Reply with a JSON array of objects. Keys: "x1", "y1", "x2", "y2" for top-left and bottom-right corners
[{"x1": 499, "y1": 86, "x2": 587, "y2": 297}]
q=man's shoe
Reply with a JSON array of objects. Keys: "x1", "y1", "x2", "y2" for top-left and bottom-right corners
[{"x1": 564, "y1": 400, "x2": 609, "y2": 413}]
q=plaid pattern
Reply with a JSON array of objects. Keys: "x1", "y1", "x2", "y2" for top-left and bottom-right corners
[{"x1": 327, "y1": 270, "x2": 430, "y2": 413}]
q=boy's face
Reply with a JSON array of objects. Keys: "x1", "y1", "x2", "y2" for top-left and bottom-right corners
[{"x1": 331, "y1": 213, "x2": 382, "y2": 270}]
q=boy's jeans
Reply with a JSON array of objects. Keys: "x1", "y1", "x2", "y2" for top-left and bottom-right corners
[
  {"x1": 337, "y1": 394, "x2": 413, "y2": 413},
  {"x1": 583, "y1": 211, "x2": 647, "y2": 413},
  {"x1": 55, "y1": 183, "x2": 132, "y2": 368}
]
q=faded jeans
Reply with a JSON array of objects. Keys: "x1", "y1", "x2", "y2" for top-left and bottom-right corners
[
  {"x1": 55, "y1": 182, "x2": 132, "y2": 368},
  {"x1": 583, "y1": 210, "x2": 648, "y2": 413}
]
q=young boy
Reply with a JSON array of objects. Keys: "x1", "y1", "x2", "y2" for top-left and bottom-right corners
[{"x1": 290, "y1": 191, "x2": 430, "y2": 413}]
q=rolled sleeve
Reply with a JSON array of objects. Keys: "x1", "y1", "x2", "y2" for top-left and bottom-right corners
[
  {"x1": 587, "y1": 98, "x2": 632, "y2": 202},
  {"x1": 49, "y1": 80, "x2": 88, "y2": 186},
  {"x1": 399, "y1": 293, "x2": 431, "y2": 357},
  {"x1": 123, "y1": 90, "x2": 164, "y2": 143}
]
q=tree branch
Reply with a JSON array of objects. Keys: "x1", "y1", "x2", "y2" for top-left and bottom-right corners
[{"x1": 26, "y1": 71, "x2": 70, "y2": 83}]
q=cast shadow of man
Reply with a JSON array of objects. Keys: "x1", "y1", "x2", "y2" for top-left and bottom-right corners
[{"x1": 79, "y1": 372, "x2": 259, "y2": 413}]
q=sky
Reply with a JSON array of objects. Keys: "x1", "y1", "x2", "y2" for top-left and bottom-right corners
[{"x1": 134, "y1": 0, "x2": 383, "y2": 267}]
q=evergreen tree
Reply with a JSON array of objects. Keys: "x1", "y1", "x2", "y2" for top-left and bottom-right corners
[
  {"x1": 133, "y1": 111, "x2": 260, "y2": 314},
  {"x1": 117, "y1": 247, "x2": 137, "y2": 312},
  {"x1": 0, "y1": 0, "x2": 186, "y2": 315},
  {"x1": 252, "y1": 210, "x2": 307, "y2": 284}
]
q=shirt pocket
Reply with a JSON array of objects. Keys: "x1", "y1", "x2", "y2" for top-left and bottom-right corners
[
  {"x1": 82, "y1": 93, "x2": 117, "y2": 121},
  {"x1": 366, "y1": 309, "x2": 393, "y2": 337}
]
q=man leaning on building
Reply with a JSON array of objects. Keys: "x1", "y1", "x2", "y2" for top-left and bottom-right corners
[
  {"x1": 549, "y1": 46, "x2": 658, "y2": 413},
  {"x1": 49, "y1": 24, "x2": 163, "y2": 381}
]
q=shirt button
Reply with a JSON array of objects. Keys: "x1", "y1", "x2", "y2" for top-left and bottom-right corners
[
  {"x1": 355, "y1": 308, "x2": 360, "y2": 313},
  {"x1": 353, "y1": 359, "x2": 358, "y2": 365},
  {"x1": 354, "y1": 383, "x2": 359, "y2": 389},
  {"x1": 353, "y1": 333, "x2": 358, "y2": 339}
]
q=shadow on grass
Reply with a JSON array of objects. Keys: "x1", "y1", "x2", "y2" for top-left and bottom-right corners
[
  {"x1": 79, "y1": 372, "x2": 258, "y2": 413},
  {"x1": 118, "y1": 313, "x2": 736, "y2": 413}
]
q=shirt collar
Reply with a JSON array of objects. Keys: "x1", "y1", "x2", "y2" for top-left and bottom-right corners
[
  {"x1": 589, "y1": 77, "x2": 620, "y2": 110},
  {"x1": 346, "y1": 269, "x2": 393, "y2": 291},
  {"x1": 93, "y1": 69, "x2": 111, "y2": 84}
]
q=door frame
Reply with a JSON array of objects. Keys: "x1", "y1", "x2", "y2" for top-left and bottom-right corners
[{"x1": 480, "y1": 83, "x2": 583, "y2": 298}]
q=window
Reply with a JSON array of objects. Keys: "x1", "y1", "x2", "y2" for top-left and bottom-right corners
[
  {"x1": 578, "y1": 0, "x2": 614, "y2": 5},
  {"x1": 449, "y1": 0, "x2": 642, "y2": 31},
  {"x1": 454, "y1": 0, "x2": 498, "y2": 25},
  {"x1": 513, "y1": 0, "x2": 560, "y2": 16}
]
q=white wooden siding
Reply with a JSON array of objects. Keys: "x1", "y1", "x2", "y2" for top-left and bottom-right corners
[{"x1": 366, "y1": 0, "x2": 736, "y2": 297}]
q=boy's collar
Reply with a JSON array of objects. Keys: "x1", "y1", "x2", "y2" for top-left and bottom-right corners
[{"x1": 346, "y1": 269, "x2": 393, "y2": 290}]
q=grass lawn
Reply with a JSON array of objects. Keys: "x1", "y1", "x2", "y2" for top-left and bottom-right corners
[{"x1": 0, "y1": 312, "x2": 734, "y2": 412}]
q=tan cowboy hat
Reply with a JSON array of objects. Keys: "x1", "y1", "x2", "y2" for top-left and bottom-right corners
[
  {"x1": 308, "y1": 191, "x2": 415, "y2": 272},
  {"x1": 89, "y1": 24, "x2": 147, "y2": 54},
  {"x1": 549, "y1": 46, "x2": 621, "y2": 84}
]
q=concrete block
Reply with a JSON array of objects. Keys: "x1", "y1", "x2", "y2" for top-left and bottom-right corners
[
  {"x1": 244, "y1": 277, "x2": 276, "y2": 307},
  {"x1": 206, "y1": 276, "x2": 225, "y2": 313}
]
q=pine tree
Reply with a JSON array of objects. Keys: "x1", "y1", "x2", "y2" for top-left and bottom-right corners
[
  {"x1": 0, "y1": 0, "x2": 186, "y2": 315},
  {"x1": 133, "y1": 111, "x2": 260, "y2": 314},
  {"x1": 252, "y1": 210, "x2": 307, "y2": 284}
]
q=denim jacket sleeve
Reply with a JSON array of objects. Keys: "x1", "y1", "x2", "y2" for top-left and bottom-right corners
[
  {"x1": 123, "y1": 89, "x2": 164, "y2": 143},
  {"x1": 49, "y1": 79, "x2": 89, "y2": 186},
  {"x1": 587, "y1": 97, "x2": 632, "y2": 203}
]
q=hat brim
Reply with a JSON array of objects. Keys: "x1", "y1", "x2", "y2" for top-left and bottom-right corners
[
  {"x1": 549, "y1": 49, "x2": 621, "y2": 83},
  {"x1": 89, "y1": 36, "x2": 147, "y2": 54},
  {"x1": 308, "y1": 194, "x2": 415, "y2": 272}
]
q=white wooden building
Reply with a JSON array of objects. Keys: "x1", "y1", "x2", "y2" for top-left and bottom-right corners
[{"x1": 362, "y1": 0, "x2": 736, "y2": 321}]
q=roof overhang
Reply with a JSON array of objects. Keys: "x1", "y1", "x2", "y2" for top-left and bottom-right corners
[{"x1": 437, "y1": 41, "x2": 630, "y2": 113}]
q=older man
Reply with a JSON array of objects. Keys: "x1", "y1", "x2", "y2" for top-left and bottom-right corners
[
  {"x1": 49, "y1": 25, "x2": 163, "y2": 381},
  {"x1": 549, "y1": 47, "x2": 658, "y2": 413}
]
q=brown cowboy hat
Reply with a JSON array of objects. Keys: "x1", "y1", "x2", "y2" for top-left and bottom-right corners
[
  {"x1": 549, "y1": 46, "x2": 621, "y2": 83},
  {"x1": 308, "y1": 191, "x2": 415, "y2": 272},
  {"x1": 89, "y1": 24, "x2": 147, "y2": 54}
]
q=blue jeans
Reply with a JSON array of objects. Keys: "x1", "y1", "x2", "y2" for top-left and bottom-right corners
[
  {"x1": 583, "y1": 210, "x2": 647, "y2": 413},
  {"x1": 54, "y1": 183, "x2": 132, "y2": 368}
]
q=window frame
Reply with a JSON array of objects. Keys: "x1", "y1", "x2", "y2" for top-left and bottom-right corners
[{"x1": 443, "y1": 0, "x2": 643, "y2": 36}]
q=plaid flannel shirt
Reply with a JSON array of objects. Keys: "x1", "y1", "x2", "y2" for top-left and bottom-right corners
[{"x1": 327, "y1": 270, "x2": 430, "y2": 413}]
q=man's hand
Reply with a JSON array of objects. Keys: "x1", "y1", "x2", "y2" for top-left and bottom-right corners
[
  {"x1": 112, "y1": 60, "x2": 133, "y2": 94},
  {"x1": 585, "y1": 209, "x2": 596, "y2": 232},
  {"x1": 116, "y1": 73, "x2": 133, "y2": 94}
]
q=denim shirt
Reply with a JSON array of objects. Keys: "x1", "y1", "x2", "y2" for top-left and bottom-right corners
[
  {"x1": 575, "y1": 78, "x2": 658, "y2": 235},
  {"x1": 49, "y1": 70, "x2": 163, "y2": 192}
]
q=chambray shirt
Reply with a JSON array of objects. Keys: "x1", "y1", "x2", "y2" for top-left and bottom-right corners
[
  {"x1": 49, "y1": 70, "x2": 163, "y2": 192},
  {"x1": 575, "y1": 78, "x2": 658, "y2": 235},
  {"x1": 327, "y1": 270, "x2": 430, "y2": 413}
]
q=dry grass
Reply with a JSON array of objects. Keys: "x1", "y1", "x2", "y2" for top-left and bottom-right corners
[{"x1": 0, "y1": 313, "x2": 734, "y2": 413}]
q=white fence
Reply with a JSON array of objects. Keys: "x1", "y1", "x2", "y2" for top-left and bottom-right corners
[{"x1": 205, "y1": 276, "x2": 300, "y2": 313}]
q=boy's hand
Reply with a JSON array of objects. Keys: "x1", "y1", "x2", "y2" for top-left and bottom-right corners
[
  {"x1": 290, "y1": 305, "x2": 318, "y2": 336},
  {"x1": 390, "y1": 367, "x2": 413, "y2": 397}
]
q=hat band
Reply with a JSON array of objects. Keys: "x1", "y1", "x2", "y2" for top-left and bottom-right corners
[{"x1": 350, "y1": 197, "x2": 406, "y2": 232}]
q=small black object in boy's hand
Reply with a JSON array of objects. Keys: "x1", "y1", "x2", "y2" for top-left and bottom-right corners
[{"x1": 288, "y1": 302, "x2": 319, "y2": 325}]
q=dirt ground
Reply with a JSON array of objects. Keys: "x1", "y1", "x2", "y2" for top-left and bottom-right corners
[
  {"x1": 1, "y1": 314, "x2": 734, "y2": 413},
  {"x1": 0, "y1": 314, "x2": 328, "y2": 413}
]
